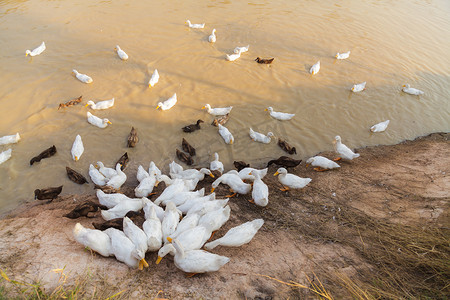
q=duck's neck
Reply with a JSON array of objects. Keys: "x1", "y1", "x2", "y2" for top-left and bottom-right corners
[{"x1": 172, "y1": 240, "x2": 185, "y2": 259}]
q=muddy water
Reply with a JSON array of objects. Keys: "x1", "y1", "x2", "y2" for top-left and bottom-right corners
[{"x1": 0, "y1": 0, "x2": 449, "y2": 214}]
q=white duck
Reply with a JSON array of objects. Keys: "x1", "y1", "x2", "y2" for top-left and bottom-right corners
[
  {"x1": 370, "y1": 120, "x2": 390, "y2": 133},
  {"x1": 333, "y1": 135, "x2": 360, "y2": 160},
  {"x1": 186, "y1": 20, "x2": 205, "y2": 29},
  {"x1": 115, "y1": 45, "x2": 128, "y2": 60},
  {"x1": 72, "y1": 69, "x2": 93, "y2": 84},
  {"x1": 168, "y1": 213, "x2": 201, "y2": 241},
  {"x1": 0, "y1": 149, "x2": 12, "y2": 165},
  {"x1": 0, "y1": 133, "x2": 20, "y2": 145},
  {"x1": 71, "y1": 134, "x2": 84, "y2": 161},
  {"x1": 402, "y1": 84, "x2": 424, "y2": 95},
  {"x1": 335, "y1": 51, "x2": 350, "y2": 60},
  {"x1": 89, "y1": 164, "x2": 107, "y2": 185},
  {"x1": 249, "y1": 128, "x2": 274, "y2": 144},
  {"x1": 73, "y1": 223, "x2": 112, "y2": 257},
  {"x1": 208, "y1": 29, "x2": 216, "y2": 43},
  {"x1": 274, "y1": 168, "x2": 312, "y2": 191},
  {"x1": 137, "y1": 165, "x2": 150, "y2": 182},
  {"x1": 25, "y1": 41, "x2": 46, "y2": 57},
  {"x1": 226, "y1": 49, "x2": 242, "y2": 61},
  {"x1": 198, "y1": 205, "x2": 231, "y2": 235},
  {"x1": 161, "y1": 202, "x2": 180, "y2": 242},
  {"x1": 134, "y1": 171, "x2": 157, "y2": 198},
  {"x1": 202, "y1": 104, "x2": 233, "y2": 116},
  {"x1": 265, "y1": 107, "x2": 295, "y2": 120},
  {"x1": 186, "y1": 199, "x2": 229, "y2": 217},
  {"x1": 159, "y1": 189, "x2": 205, "y2": 207},
  {"x1": 104, "y1": 228, "x2": 139, "y2": 268},
  {"x1": 351, "y1": 82, "x2": 366, "y2": 92},
  {"x1": 170, "y1": 168, "x2": 213, "y2": 181},
  {"x1": 96, "y1": 161, "x2": 117, "y2": 179},
  {"x1": 96, "y1": 189, "x2": 130, "y2": 208},
  {"x1": 148, "y1": 69, "x2": 159, "y2": 87},
  {"x1": 177, "y1": 193, "x2": 216, "y2": 215},
  {"x1": 218, "y1": 124, "x2": 234, "y2": 145},
  {"x1": 306, "y1": 156, "x2": 340, "y2": 171},
  {"x1": 123, "y1": 217, "x2": 149, "y2": 270},
  {"x1": 169, "y1": 161, "x2": 183, "y2": 175},
  {"x1": 237, "y1": 167, "x2": 268, "y2": 181},
  {"x1": 143, "y1": 198, "x2": 165, "y2": 222},
  {"x1": 143, "y1": 206, "x2": 163, "y2": 252},
  {"x1": 234, "y1": 45, "x2": 249, "y2": 54},
  {"x1": 250, "y1": 171, "x2": 269, "y2": 207},
  {"x1": 106, "y1": 163, "x2": 127, "y2": 189},
  {"x1": 149, "y1": 161, "x2": 162, "y2": 178},
  {"x1": 310, "y1": 61, "x2": 320, "y2": 75},
  {"x1": 210, "y1": 153, "x2": 224, "y2": 174},
  {"x1": 204, "y1": 219, "x2": 264, "y2": 250},
  {"x1": 211, "y1": 172, "x2": 251, "y2": 196},
  {"x1": 85, "y1": 98, "x2": 115, "y2": 110},
  {"x1": 154, "y1": 178, "x2": 192, "y2": 205},
  {"x1": 87, "y1": 112, "x2": 112, "y2": 128},
  {"x1": 168, "y1": 226, "x2": 209, "y2": 251},
  {"x1": 101, "y1": 198, "x2": 147, "y2": 221},
  {"x1": 156, "y1": 93, "x2": 177, "y2": 110}
]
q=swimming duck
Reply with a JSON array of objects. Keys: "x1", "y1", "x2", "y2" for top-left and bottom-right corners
[
  {"x1": 90, "y1": 164, "x2": 108, "y2": 186},
  {"x1": 186, "y1": 20, "x2": 205, "y2": 29},
  {"x1": 25, "y1": 41, "x2": 46, "y2": 57},
  {"x1": 127, "y1": 127, "x2": 139, "y2": 147},
  {"x1": 66, "y1": 166, "x2": 88, "y2": 184},
  {"x1": 161, "y1": 201, "x2": 180, "y2": 242},
  {"x1": 234, "y1": 161, "x2": 250, "y2": 171},
  {"x1": 210, "y1": 153, "x2": 224, "y2": 174},
  {"x1": 306, "y1": 156, "x2": 340, "y2": 171},
  {"x1": 218, "y1": 124, "x2": 234, "y2": 145},
  {"x1": 335, "y1": 51, "x2": 350, "y2": 60},
  {"x1": 143, "y1": 206, "x2": 163, "y2": 251},
  {"x1": 96, "y1": 189, "x2": 130, "y2": 208},
  {"x1": 71, "y1": 135, "x2": 84, "y2": 161},
  {"x1": 96, "y1": 161, "x2": 117, "y2": 179},
  {"x1": 237, "y1": 167, "x2": 268, "y2": 181},
  {"x1": 202, "y1": 104, "x2": 233, "y2": 116},
  {"x1": 274, "y1": 168, "x2": 311, "y2": 191},
  {"x1": 278, "y1": 138, "x2": 296, "y2": 155},
  {"x1": 176, "y1": 149, "x2": 193, "y2": 165},
  {"x1": 72, "y1": 69, "x2": 93, "y2": 84},
  {"x1": 87, "y1": 112, "x2": 112, "y2": 128},
  {"x1": 101, "y1": 198, "x2": 147, "y2": 220},
  {"x1": 250, "y1": 171, "x2": 269, "y2": 206},
  {"x1": 351, "y1": 82, "x2": 366, "y2": 92},
  {"x1": 148, "y1": 69, "x2": 159, "y2": 87},
  {"x1": 333, "y1": 136, "x2": 360, "y2": 160},
  {"x1": 73, "y1": 223, "x2": 113, "y2": 257},
  {"x1": 157, "y1": 93, "x2": 177, "y2": 110},
  {"x1": 204, "y1": 218, "x2": 264, "y2": 250},
  {"x1": 64, "y1": 200, "x2": 106, "y2": 219},
  {"x1": 0, "y1": 133, "x2": 20, "y2": 145},
  {"x1": 370, "y1": 120, "x2": 390, "y2": 133},
  {"x1": 249, "y1": 128, "x2": 274, "y2": 143},
  {"x1": 208, "y1": 29, "x2": 216, "y2": 43},
  {"x1": 30, "y1": 145, "x2": 56, "y2": 165},
  {"x1": 265, "y1": 107, "x2": 295, "y2": 121},
  {"x1": 402, "y1": 84, "x2": 424, "y2": 95},
  {"x1": 255, "y1": 57, "x2": 274, "y2": 64},
  {"x1": 226, "y1": 49, "x2": 242, "y2": 61},
  {"x1": 211, "y1": 113, "x2": 230, "y2": 127},
  {"x1": 104, "y1": 228, "x2": 139, "y2": 268},
  {"x1": 134, "y1": 171, "x2": 157, "y2": 198},
  {"x1": 211, "y1": 173, "x2": 251, "y2": 196},
  {"x1": 182, "y1": 138, "x2": 196, "y2": 156},
  {"x1": 106, "y1": 163, "x2": 127, "y2": 189},
  {"x1": 123, "y1": 217, "x2": 149, "y2": 270},
  {"x1": 310, "y1": 61, "x2": 320, "y2": 75},
  {"x1": 115, "y1": 45, "x2": 128, "y2": 60},
  {"x1": 115, "y1": 152, "x2": 129, "y2": 171},
  {"x1": 182, "y1": 120, "x2": 204, "y2": 133},
  {"x1": 0, "y1": 149, "x2": 12, "y2": 165},
  {"x1": 34, "y1": 185, "x2": 63, "y2": 201},
  {"x1": 234, "y1": 45, "x2": 249, "y2": 54},
  {"x1": 267, "y1": 156, "x2": 302, "y2": 168},
  {"x1": 85, "y1": 98, "x2": 115, "y2": 110},
  {"x1": 58, "y1": 96, "x2": 83, "y2": 110}
]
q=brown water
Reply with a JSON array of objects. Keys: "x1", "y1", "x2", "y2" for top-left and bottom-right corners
[{"x1": 0, "y1": 0, "x2": 449, "y2": 214}]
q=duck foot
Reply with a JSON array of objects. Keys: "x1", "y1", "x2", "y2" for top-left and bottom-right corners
[
  {"x1": 208, "y1": 231, "x2": 217, "y2": 241},
  {"x1": 186, "y1": 272, "x2": 198, "y2": 278},
  {"x1": 279, "y1": 187, "x2": 290, "y2": 192},
  {"x1": 314, "y1": 167, "x2": 328, "y2": 172},
  {"x1": 248, "y1": 199, "x2": 255, "y2": 204},
  {"x1": 226, "y1": 193, "x2": 237, "y2": 198},
  {"x1": 147, "y1": 192, "x2": 157, "y2": 197},
  {"x1": 333, "y1": 157, "x2": 342, "y2": 161}
]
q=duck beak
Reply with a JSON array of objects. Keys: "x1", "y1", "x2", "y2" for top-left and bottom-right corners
[
  {"x1": 75, "y1": 156, "x2": 79, "y2": 161},
  {"x1": 306, "y1": 164, "x2": 309, "y2": 168},
  {"x1": 25, "y1": 53, "x2": 29, "y2": 57},
  {"x1": 264, "y1": 108, "x2": 268, "y2": 111},
  {"x1": 156, "y1": 105, "x2": 160, "y2": 109},
  {"x1": 211, "y1": 187, "x2": 215, "y2": 193},
  {"x1": 155, "y1": 181, "x2": 160, "y2": 187},
  {"x1": 156, "y1": 256, "x2": 163, "y2": 264},
  {"x1": 273, "y1": 171, "x2": 279, "y2": 176},
  {"x1": 209, "y1": 173, "x2": 215, "y2": 178},
  {"x1": 402, "y1": 85, "x2": 406, "y2": 87},
  {"x1": 201, "y1": 106, "x2": 206, "y2": 109},
  {"x1": 167, "y1": 237, "x2": 173, "y2": 242},
  {"x1": 107, "y1": 121, "x2": 112, "y2": 124},
  {"x1": 84, "y1": 104, "x2": 89, "y2": 107}
]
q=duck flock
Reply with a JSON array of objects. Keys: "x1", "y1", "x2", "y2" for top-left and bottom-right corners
[{"x1": 0, "y1": 19, "x2": 427, "y2": 275}]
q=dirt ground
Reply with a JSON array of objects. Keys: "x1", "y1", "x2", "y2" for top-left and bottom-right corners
[{"x1": 0, "y1": 133, "x2": 448, "y2": 299}]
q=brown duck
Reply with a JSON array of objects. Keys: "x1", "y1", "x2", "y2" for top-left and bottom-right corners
[
  {"x1": 255, "y1": 57, "x2": 274, "y2": 64},
  {"x1": 58, "y1": 96, "x2": 82, "y2": 110},
  {"x1": 267, "y1": 156, "x2": 302, "y2": 168},
  {"x1": 94, "y1": 184, "x2": 120, "y2": 194},
  {"x1": 30, "y1": 145, "x2": 57, "y2": 165},
  {"x1": 34, "y1": 185, "x2": 63, "y2": 202},
  {"x1": 127, "y1": 127, "x2": 139, "y2": 148},
  {"x1": 176, "y1": 149, "x2": 193, "y2": 165},
  {"x1": 234, "y1": 161, "x2": 250, "y2": 171},
  {"x1": 66, "y1": 166, "x2": 88, "y2": 184},
  {"x1": 278, "y1": 138, "x2": 297, "y2": 155},
  {"x1": 92, "y1": 211, "x2": 144, "y2": 231},
  {"x1": 182, "y1": 120, "x2": 204, "y2": 133},
  {"x1": 182, "y1": 138, "x2": 196, "y2": 156},
  {"x1": 63, "y1": 200, "x2": 107, "y2": 219},
  {"x1": 211, "y1": 114, "x2": 230, "y2": 127},
  {"x1": 115, "y1": 152, "x2": 129, "y2": 171}
]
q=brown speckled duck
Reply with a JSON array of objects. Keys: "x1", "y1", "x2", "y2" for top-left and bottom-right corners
[
  {"x1": 267, "y1": 156, "x2": 302, "y2": 168},
  {"x1": 182, "y1": 138, "x2": 196, "y2": 156},
  {"x1": 58, "y1": 96, "x2": 82, "y2": 110},
  {"x1": 63, "y1": 200, "x2": 107, "y2": 219},
  {"x1": 34, "y1": 185, "x2": 63, "y2": 202},
  {"x1": 234, "y1": 161, "x2": 250, "y2": 171},
  {"x1": 66, "y1": 166, "x2": 88, "y2": 184},
  {"x1": 176, "y1": 149, "x2": 193, "y2": 165},
  {"x1": 30, "y1": 145, "x2": 57, "y2": 165},
  {"x1": 211, "y1": 114, "x2": 230, "y2": 127},
  {"x1": 115, "y1": 152, "x2": 129, "y2": 171},
  {"x1": 127, "y1": 127, "x2": 139, "y2": 148},
  {"x1": 278, "y1": 138, "x2": 297, "y2": 155},
  {"x1": 255, "y1": 57, "x2": 274, "y2": 64}
]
